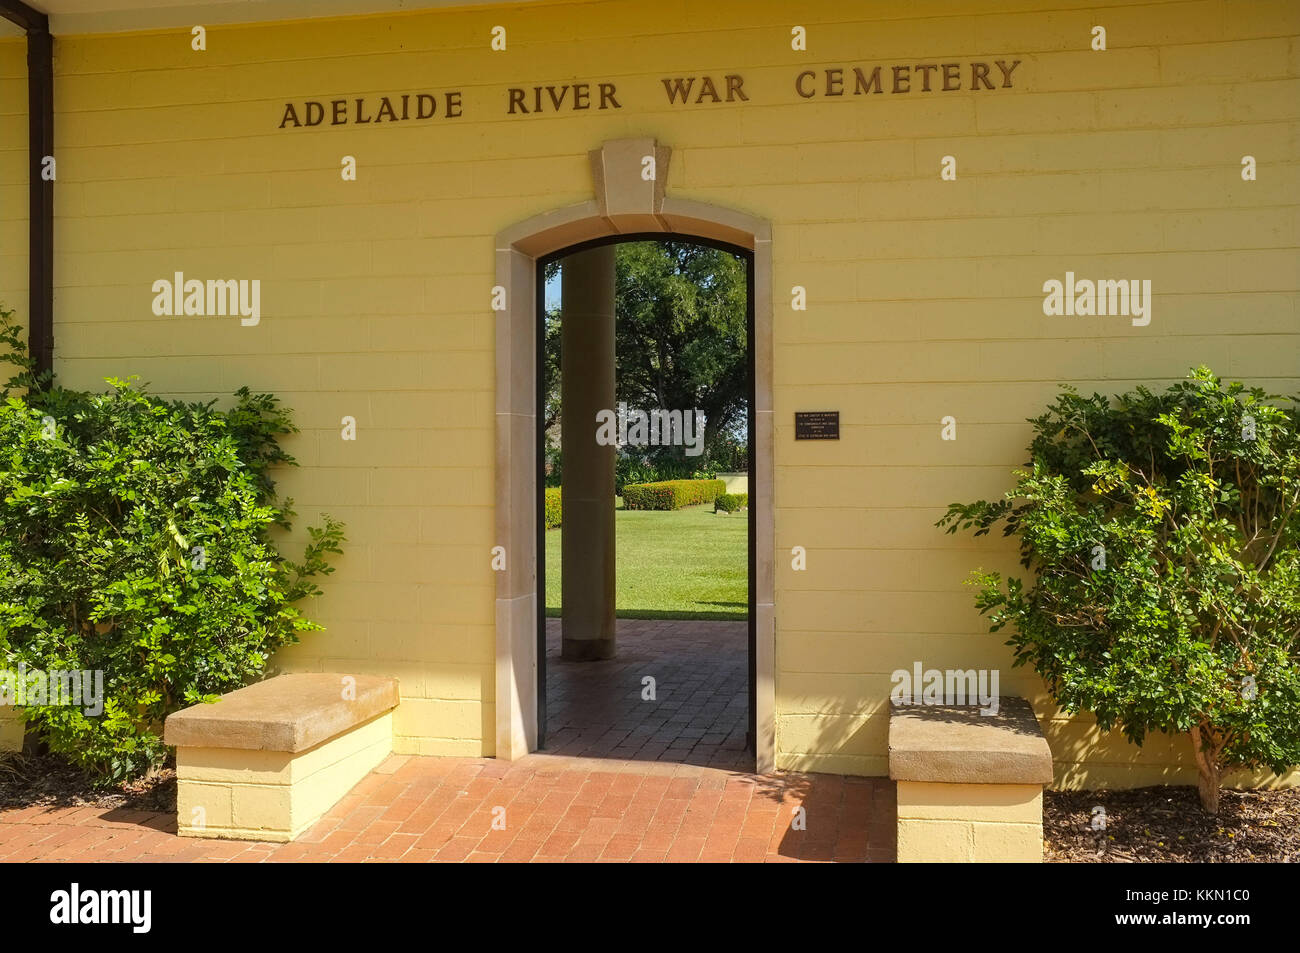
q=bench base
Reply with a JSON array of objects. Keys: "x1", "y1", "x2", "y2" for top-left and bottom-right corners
[
  {"x1": 176, "y1": 711, "x2": 392, "y2": 842},
  {"x1": 0, "y1": 709, "x2": 23, "y2": 752},
  {"x1": 896, "y1": 780, "x2": 1043, "y2": 862}
]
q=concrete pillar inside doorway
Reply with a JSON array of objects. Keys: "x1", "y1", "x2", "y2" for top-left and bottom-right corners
[{"x1": 560, "y1": 244, "x2": 617, "y2": 660}]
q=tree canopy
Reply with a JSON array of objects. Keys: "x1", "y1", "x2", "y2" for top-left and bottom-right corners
[{"x1": 543, "y1": 239, "x2": 748, "y2": 467}]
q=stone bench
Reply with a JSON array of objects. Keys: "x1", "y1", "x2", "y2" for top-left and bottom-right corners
[
  {"x1": 0, "y1": 708, "x2": 23, "y2": 752},
  {"x1": 888, "y1": 696, "x2": 1053, "y2": 863},
  {"x1": 164, "y1": 673, "x2": 399, "y2": 842}
]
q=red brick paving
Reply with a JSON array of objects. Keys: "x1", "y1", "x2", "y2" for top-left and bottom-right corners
[
  {"x1": 544, "y1": 619, "x2": 751, "y2": 769},
  {"x1": 0, "y1": 623, "x2": 889, "y2": 863},
  {"x1": 0, "y1": 753, "x2": 896, "y2": 863}
]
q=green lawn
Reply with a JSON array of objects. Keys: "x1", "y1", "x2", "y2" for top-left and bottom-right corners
[{"x1": 545, "y1": 503, "x2": 748, "y2": 620}]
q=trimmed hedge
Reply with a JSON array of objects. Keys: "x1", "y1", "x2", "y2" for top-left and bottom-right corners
[
  {"x1": 714, "y1": 492, "x2": 748, "y2": 514},
  {"x1": 623, "y1": 478, "x2": 726, "y2": 511},
  {"x1": 544, "y1": 487, "x2": 562, "y2": 528}
]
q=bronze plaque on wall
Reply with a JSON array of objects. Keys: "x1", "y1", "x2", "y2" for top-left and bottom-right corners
[{"x1": 794, "y1": 411, "x2": 839, "y2": 440}]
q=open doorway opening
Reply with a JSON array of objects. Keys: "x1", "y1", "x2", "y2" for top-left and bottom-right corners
[{"x1": 536, "y1": 235, "x2": 755, "y2": 770}]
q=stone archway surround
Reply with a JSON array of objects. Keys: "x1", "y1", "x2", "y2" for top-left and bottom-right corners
[{"x1": 493, "y1": 138, "x2": 775, "y2": 772}]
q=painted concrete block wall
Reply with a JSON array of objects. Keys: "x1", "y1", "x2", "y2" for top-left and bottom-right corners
[
  {"x1": 175, "y1": 711, "x2": 393, "y2": 841},
  {"x1": 0, "y1": 35, "x2": 27, "y2": 328},
  {"x1": 0, "y1": 0, "x2": 1296, "y2": 784},
  {"x1": 895, "y1": 781, "x2": 1045, "y2": 862},
  {"x1": 0, "y1": 34, "x2": 28, "y2": 749},
  {"x1": 0, "y1": 706, "x2": 23, "y2": 752}
]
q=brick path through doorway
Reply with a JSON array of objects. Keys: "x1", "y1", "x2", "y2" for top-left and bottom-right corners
[{"x1": 543, "y1": 619, "x2": 750, "y2": 770}]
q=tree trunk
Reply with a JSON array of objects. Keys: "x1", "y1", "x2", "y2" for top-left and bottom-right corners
[
  {"x1": 1189, "y1": 724, "x2": 1222, "y2": 815},
  {"x1": 1196, "y1": 760, "x2": 1221, "y2": 815}
]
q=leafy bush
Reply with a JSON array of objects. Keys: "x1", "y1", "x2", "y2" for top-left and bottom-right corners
[
  {"x1": 622, "y1": 478, "x2": 726, "y2": 511},
  {"x1": 0, "y1": 307, "x2": 345, "y2": 783},
  {"x1": 714, "y1": 492, "x2": 748, "y2": 514},
  {"x1": 938, "y1": 368, "x2": 1300, "y2": 814},
  {"x1": 615, "y1": 455, "x2": 659, "y2": 496},
  {"x1": 543, "y1": 440, "x2": 562, "y2": 488},
  {"x1": 615, "y1": 453, "x2": 720, "y2": 495},
  {"x1": 544, "y1": 487, "x2": 562, "y2": 528},
  {"x1": 709, "y1": 439, "x2": 749, "y2": 473}
]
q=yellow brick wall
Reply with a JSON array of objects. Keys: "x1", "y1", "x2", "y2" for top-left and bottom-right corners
[
  {"x1": 176, "y1": 711, "x2": 393, "y2": 840},
  {"x1": 0, "y1": 34, "x2": 27, "y2": 328},
  {"x1": 0, "y1": 33, "x2": 31, "y2": 761},
  {"x1": 0, "y1": 705, "x2": 23, "y2": 751},
  {"x1": 896, "y1": 781, "x2": 1044, "y2": 862},
  {"x1": 1, "y1": 0, "x2": 1297, "y2": 782}
]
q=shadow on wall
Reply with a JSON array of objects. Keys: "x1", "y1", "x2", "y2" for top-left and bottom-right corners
[
  {"x1": 776, "y1": 667, "x2": 1299, "y2": 796},
  {"x1": 1043, "y1": 712, "x2": 1300, "y2": 792}
]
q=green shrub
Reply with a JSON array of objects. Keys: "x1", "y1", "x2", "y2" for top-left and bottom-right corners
[
  {"x1": 614, "y1": 456, "x2": 659, "y2": 496},
  {"x1": 614, "y1": 454, "x2": 720, "y2": 495},
  {"x1": 938, "y1": 368, "x2": 1300, "y2": 814},
  {"x1": 622, "y1": 478, "x2": 726, "y2": 511},
  {"x1": 544, "y1": 487, "x2": 562, "y2": 528},
  {"x1": 714, "y1": 492, "x2": 748, "y2": 513},
  {"x1": 709, "y1": 439, "x2": 749, "y2": 473},
  {"x1": 0, "y1": 307, "x2": 345, "y2": 783},
  {"x1": 543, "y1": 441, "x2": 562, "y2": 488}
]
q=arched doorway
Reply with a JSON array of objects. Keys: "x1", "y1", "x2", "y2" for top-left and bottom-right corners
[{"x1": 493, "y1": 138, "x2": 774, "y2": 772}]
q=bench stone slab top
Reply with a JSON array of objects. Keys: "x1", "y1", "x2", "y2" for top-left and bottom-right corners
[
  {"x1": 888, "y1": 696, "x2": 1053, "y2": 785},
  {"x1": 164, "y1": 673, "x2": 399, "y2": 753}
]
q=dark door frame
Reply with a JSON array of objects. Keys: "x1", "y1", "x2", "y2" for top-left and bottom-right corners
[{"x1": 534, "y1": 233, "x2": 757, "y2": 763}]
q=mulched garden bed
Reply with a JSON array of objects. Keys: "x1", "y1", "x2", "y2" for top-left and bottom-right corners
[
  {"x1": 1045, "y1": 785, "x2": 1300, "y2": 863},
  {"x1": 0, "y1": 752, "x2": 177, "y2": 815}
]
